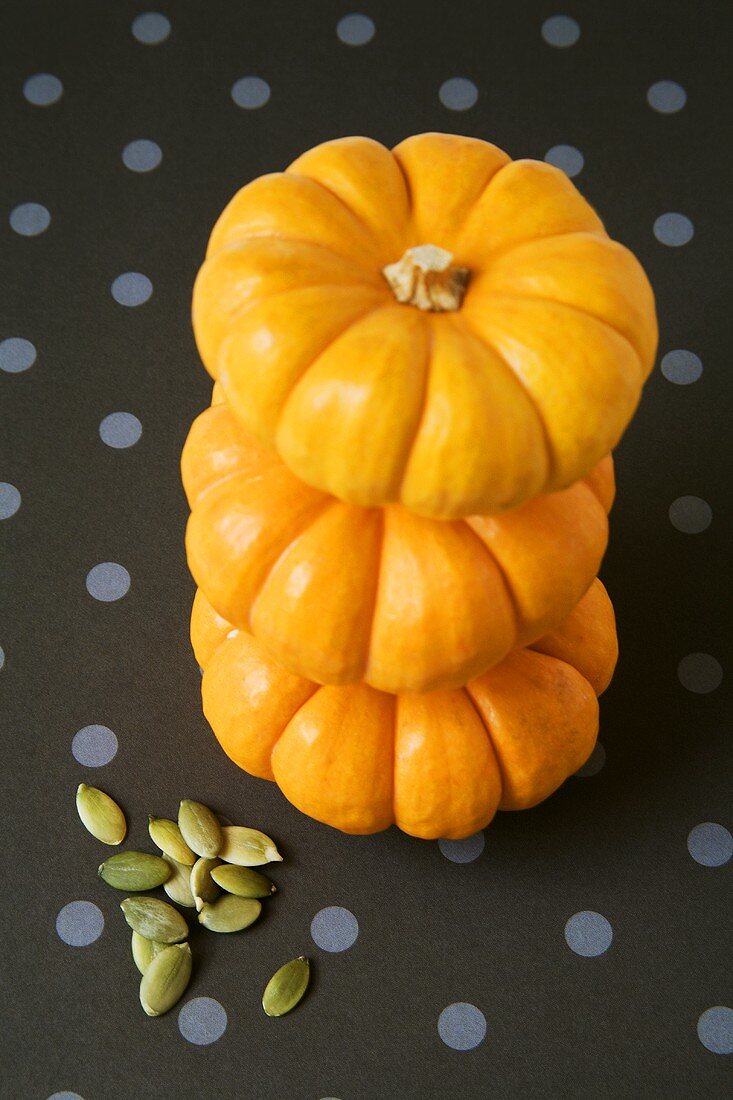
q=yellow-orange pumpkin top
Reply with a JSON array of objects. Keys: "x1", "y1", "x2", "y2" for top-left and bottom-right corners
[{"x1": 193, "y1": 132, "x2": 658, "y2": 519}]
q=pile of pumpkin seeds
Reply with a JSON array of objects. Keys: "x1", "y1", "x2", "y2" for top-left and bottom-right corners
[{"x1": 76, "y1": 784, "x2": 310, "y2": 1019}]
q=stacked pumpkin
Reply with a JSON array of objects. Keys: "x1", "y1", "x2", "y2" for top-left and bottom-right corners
[{"x1": 182, "y1": 133, "x2": 658, "y2": 840}]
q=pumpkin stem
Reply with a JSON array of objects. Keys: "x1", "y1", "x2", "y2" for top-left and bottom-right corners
[{"x1": 382, "y1": 244, "x2": 470, "y2": 312}]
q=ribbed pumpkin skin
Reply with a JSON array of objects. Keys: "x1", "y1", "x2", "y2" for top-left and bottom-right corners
[
  {"x1": 191, "y1": 580, "x2": 618, "y2": 839},
  {"x1": 192, "y1": 132, "x2": 657, "y2": 519},
  {"x1": 182, "y1": 400, "x2": 614, "y2": 694}
]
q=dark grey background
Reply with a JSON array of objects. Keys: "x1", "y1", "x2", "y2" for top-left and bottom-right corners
[{"x1": 1, "y1": 1, "x2": 730, "y2": 1097}]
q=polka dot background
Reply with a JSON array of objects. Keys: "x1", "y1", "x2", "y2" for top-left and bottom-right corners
[{"x1": 3, "y1": 3, "x2": 730, "y2": 1096}]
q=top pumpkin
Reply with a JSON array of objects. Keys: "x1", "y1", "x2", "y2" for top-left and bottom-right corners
[{"x1": 193, "y1": 132, "x2": 658, "y2": 519}]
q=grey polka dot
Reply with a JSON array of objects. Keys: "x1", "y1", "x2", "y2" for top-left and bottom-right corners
[
  {"x1": 439, "y1": 78, "x2": 478, "y2": 111},
  {"x1": 661, "y1": 349, "x2": 703, "y2": 385},
  {"x1": 542, "y1": 15, "x2": 580, "y2": 47},
  {"x1": 564, "y1": 911, "x2": 613, "y2": 956},
  {"x1": 697, "y1": 1006, "x2": 733, "y2": 1054},
  {"x1": 310, "y1": 906, "x2": 359, "y2": 952},
  {"x1": 0, "y1": 337, "x2": 36, "y2": 373},
  {"x1": 678, "y1": 653, "x2": 723, "y2": 694},
  {"x1": 111, "y1": 273, "x2": 153, "y2": 307},
  {"x1": 86, "y1": 562, "x2": 131, "y2": 602},
  {"x1": 10, "y1": 202, "x2": 50, "y2": 236},
  {"x1": 545, "y1": 144, "x2": 584, "y2": 178},
  {"x1": 23, "y1": 73, "x2": 63, "y2": 106},
  {"x1": 178, "y1": 997, "x2": 228, "y2": 1045},
  {"x1": 574, "y1": 741, "x2": 606, "y2": 777},
  {"x1": 337, "y1": 14, "x2": 375, "y2": 45},
  {"x1": 669, "y1": 496, "x2": 712, "y2": 534},
  {"x1": 122, "y1": 140, "x2": 162, "y2": 173},
  {"x1": 99, "y1": 412, "x2": 142, "y2": 449},
  {"x1": 0, "y1": 646, "x2": 4, "y2": 670},
  {"x1": 0, "y1": 483, "x2": 21, "y2": 520},
  {"x1": 132, "y1": 12, "x2": 171, "y2": 45},
  {"x1": 438, "y1": 1003, "x2": 487, "y2": 1051},
  {"x1": 47, "y1": 1093, "x2": 84, "y2": 1100},
  {"x1": 654, "y1": 212, "x2": 694, "y2": 246},
  {"x1": 647, "y1": 80, "x2": 687, "y2": 114},
  {"x1": 231, "y1": 76, "x2": 271, "y2": 109},
  {"x1": 72, "y1": 724, "x2": 119, "y2": 768},
  {"x1": 687, "y1": 823, "x2": 733, "y2": 867},
  {"x1": 439, "y1": 832, "x2": 485, "y2": 863},
  {"x1": 56, "y1": 901, "x2": 104, "y2": 946}
]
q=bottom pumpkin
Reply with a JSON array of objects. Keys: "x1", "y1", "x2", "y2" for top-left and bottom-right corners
[{"x1": 191, "y1": 579, "x2": 617, "y2": 840}]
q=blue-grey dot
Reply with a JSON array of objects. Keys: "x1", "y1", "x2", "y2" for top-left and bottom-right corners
[
  {"x1": 564, "y1": 911, "x2": 613, "y2": 956},
  {"x1": 542, "y1": 15, "x2": 580, "y2": 47},
  {"x1": 438, "y1": 1003, "x2": 487, "y2": 1051},
  {"x1": 0, "y1": 337, "x2": 36, "y2": 373},
  {"x1": 23, "y1": 73, "x2": 63, "y2": 106},
  {"x1": 439, "y1": 78, "x2": 478, "y2": 111},
  {"x1": 545, "y1": 144, "x2": 584, "y2": 178},
  {"x1": 99, "y1": 412, "x2": 142, "y2": 449},
  {"x1": 647, "y1": 80, "x2": 687, "y2": 114},
  {"x1": 0, "y1": 646, "x2": 5, "y2": 670},
  {"x1": 56, "y1": 901, "x2": 104, "y2": 947},
  {"x1": 86, "y1": 562, "x2": 130, "y2": 602},
  {"x1": 231, "y1": 77, "x2": 270, "y2": 109},
  {"x1": 661, "y1": 349, "x2": 702, "y2": 385},
  {"x1": 439, "y1": 832, "x2": 485, "y2": 863},
  {"x1": 697, "y1": 1006, "x2": 733, "y2": 1054},
  {"x1": 122, "y1": 139, "x2": 162, "y2": 173},
  {"x1": 0, "y1": 483, "x2": 21, "y2": 520},
  {"x1": 72, "y1": 724, "x2": 119, "y2": 768},
  {"x1": 47, "y1": 1093, "x2": 84, "y2": 1100},
  {"x1": 574, "y1": 741, "x2": 606, "y2": 777},
  {"x1": 178, "y1": 997, "x2": 228, "y2": 1045},
  {"x1": 10, "y1": 202, "x2": 50, "y2": 237},
  {"x1": 132, "y1": 12, "x2": 171, "y2": 45},
  {"x1": 111, "y1": 272, "x2": 152, "y2": 307},
  {"x1": 687, "y1": 823, "x2": 733, "y2": 868},
  {"x1": 678, "y1": 653, "x2": 722, "y2": 694},
  {"x1": 311, "y1": 906, "x2": 359, "y2": 952},
  {"x1": 669, "y1": 496, "x2": 712, "y2": 534},
  {"x1": 337, "y1": 14, "x2": 375, "y2": 45},
  {"x1": 654, "y1": 212, "x2": 694, "y2": 246}
]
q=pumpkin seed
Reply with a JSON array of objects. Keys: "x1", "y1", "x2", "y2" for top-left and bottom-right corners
[
  {"x1": 131, "y1": 931, "x2": 167, "y2": 975},
  {"x1": 177, "y1": 799, "x2": 222, "y2": 859},
  {"x1": 98, "y1": 851, "x2": 170, "y2": 891},
  {"x1": 219, "y1": 826, "x2": 282, "y2": 867},
  {"x1": 162, "y1": 856, "x2": 197, "y2": 908},
  {"x1": 190, "y1": 856, "x2": 221, "y2": 911},
  {"x1": 198, "y1": 895, "x2": 261, "y2": 933},
  {"x1": 76, "y1": 784, "x2": 126, "y2": 846},
  {"x1": 121, "y1": 897, "x2": 189, "y2": 943},
  {"x1": 148, "y1": 816, "x2": 196, "y2": 866},
  {"x1": 262, "y1": 957, "x2": 310, "y2": 1017},
  {"x1": 210, "y1": 864, "x2": 276, "y2": 899},
  {"x1": 139, "y1": 943, "x2": 192, "y2": 1017}
]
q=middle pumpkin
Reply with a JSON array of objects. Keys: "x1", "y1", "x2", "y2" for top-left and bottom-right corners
[{"x1": 182, "y1": 395, "x2": 613, "y2": 695}]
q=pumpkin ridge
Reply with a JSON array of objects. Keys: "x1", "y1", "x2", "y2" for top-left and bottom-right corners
[
  {"x1": 455, "y1": 687, "x2": 506, "y2": 816},
  {"x1": 284, "y1": 167, "x2": 397, "y2": 263},
  {"x1": 460, "y1": 516, "x2": 523, "y2": 645},
  {"x1": 394, "y1": 319, "x2": 434, "y2": 496},
  {"x1": 457, "y1": 309, "x2": 556, "y2": 487}
]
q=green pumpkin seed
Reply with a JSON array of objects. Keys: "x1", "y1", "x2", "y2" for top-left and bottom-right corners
[
  {"x1": 219, "y1": 826, "x2": 282, "y2": 867},
  {"x1": 76, "y1": 784, "x2": 126, "y2": 846},
  {"x1": 139, "y1": 943, "x2": 192, "y2": 1017},
  {"x1": 148, "y1": 816, "x2": 196, "y2": 866},
  {"x1": 131, "y1": 931, "x2": 167, "y2": 975},
  {"x1": 190, "y1": 856, "x2": 221, "y2": 911},
  {"x1": 262, "y1": 957, "x2": 310, "y2": 1017},
  {"x1": 177, "y1": 799, "x2": 222, "y2": 859},
  {"x1": 198, "y1": 895, "x2": 261, "y2": 933},
  {"x1": 210, "y1": 864, "x2": 276, "y2": 899},
  {"x1": 162, "y1": 856, "x2": 196, "y2": 908},
  {"x1": 121, "y1": 897, "x2": 189, "y2": 943},
  {"x1": 98, "y1": 851, "x2": 170, "y2": 891}
]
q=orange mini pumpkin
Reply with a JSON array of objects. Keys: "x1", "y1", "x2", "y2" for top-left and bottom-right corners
[
  {"x1": 182, "y1": 399, "x2": 614, "y2": 694},
  {"x1": 193, "y1": 132, "x2": 657, "y2": 519},
  {"x1": 191, "y1": 579, "x2": 618, "y2": 839}
]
